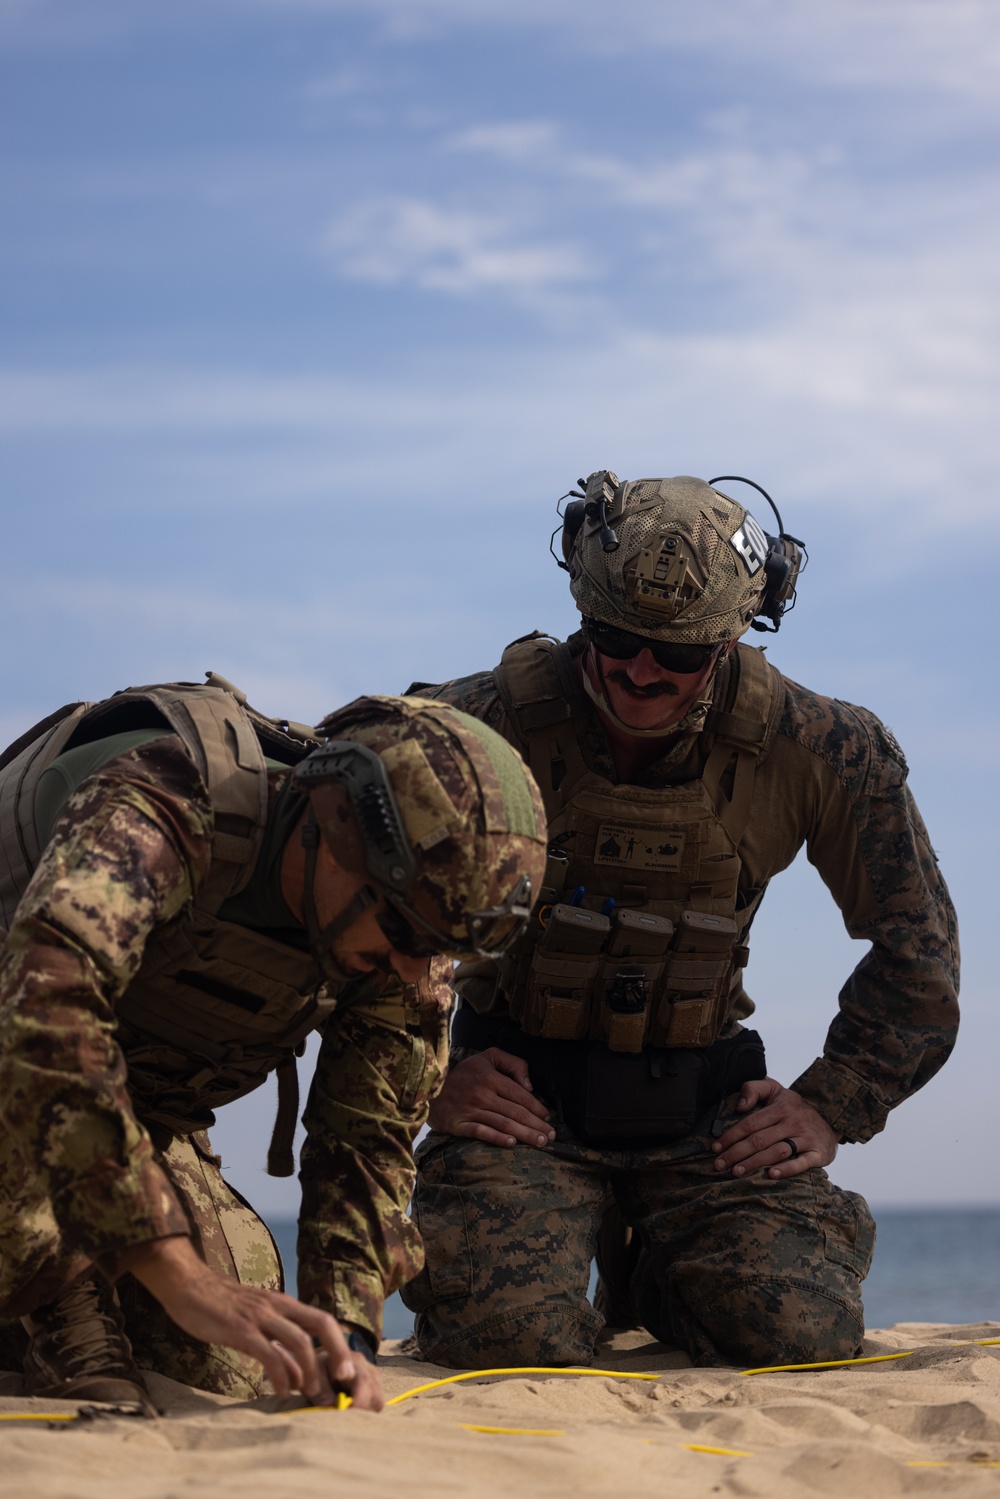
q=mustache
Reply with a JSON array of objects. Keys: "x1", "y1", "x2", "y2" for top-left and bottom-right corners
[{"x1": 605, "y1": 668, "x2": 679, "y2": 699}]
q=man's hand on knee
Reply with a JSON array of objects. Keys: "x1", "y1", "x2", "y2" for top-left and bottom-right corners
[
  {"x1": 119, "y1": 1237, "x2": 383, "y2": 1409},
  {"x1": 711, "y1": 1077, "x2": 839, "y2": 1179},
  {"x1": 427, "y1": 1048, "x2": 556, "y2": 1148}
]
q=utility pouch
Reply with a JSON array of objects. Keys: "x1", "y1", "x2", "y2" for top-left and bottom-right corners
[
  {"x1": 569, "y1": 1044, "x2": 706, "y2": 1146},
  {"x1": 558, "y1": 1027, "x2": 768, "y2": 1148},
  {"x1": 451, "y1": 1009, "x2": 767, "y2": 1150},
  {"x1": 607, "y1": 908, "x2": 674, "y2": 957},
  {"x1": 603, "y1": 965, "x2": 648, "y2": 1053},
  {"x1": 521, "y1": 904, "x2": 610, "y2": 1040},
  {"x1": 654, "y1": 910, "x2": 740, "y2": 1048},
  {"x1": 592, "y1": 957, "x2": 664, "y2": 1052},
  {"x1": 541, "y1": 904, "x2": 612, "y2": 953}
]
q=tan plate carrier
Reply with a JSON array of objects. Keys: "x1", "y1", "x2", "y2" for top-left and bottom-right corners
[
  {"x1": 0, "y1": 678, "x2": 325, "y2": 1174},
  {"x1": 484, "y1": 636, "x2": 785, "y2": 1052}
]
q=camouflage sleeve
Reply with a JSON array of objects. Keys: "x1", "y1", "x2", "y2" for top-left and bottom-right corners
[
  {"x1": 780, "y1": 696, "x2": 960, "y2": 1143},
  {"x1": 0, "y1": 739, "x2": 214, "y2": 1266},
  {"x1": 407, "y1": 671, "x2": 511, "y2": 737},
  {"x1": 296, "y1": 956, "x2": 453, "y2": 1343}
]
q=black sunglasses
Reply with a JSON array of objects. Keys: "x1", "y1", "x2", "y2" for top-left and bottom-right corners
[
  {"x1": 584, "y1": 617, "x2": 721, "y2": 675},
  {"x1": 376, "y1": 875, "x2": 534, "y2": 962},
  {"x1": 376, "y1": 902, "x2": 443, "y2": 960}
]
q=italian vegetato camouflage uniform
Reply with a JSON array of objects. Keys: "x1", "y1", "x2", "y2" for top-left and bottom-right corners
[
  {"x1": 402, "y1": 633, "x2": 960, "y2": 1369},
  {"x1": 0, "y1": 713, "x2": 465, "y2": 1396}
]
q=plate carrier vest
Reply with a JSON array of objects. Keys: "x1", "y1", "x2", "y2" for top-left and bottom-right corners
[
  {"x1": 483, "y1": 635, "x2": 785, "y2": 1053},
  {"x1": 0, "y1": 677, "x2": 331, "y2": 1175}
]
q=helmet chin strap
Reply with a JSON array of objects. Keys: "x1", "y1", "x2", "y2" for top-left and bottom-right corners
[
  {"x1": 301, "y1": 814, "x2": 380, "y2": 986},
  {"x1": 580, "y1": 645, "x2": 718, "y2": 740}
]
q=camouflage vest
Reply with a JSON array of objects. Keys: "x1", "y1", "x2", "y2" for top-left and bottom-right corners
[
  {"x1": 485, "y1": 637, "x2": 784, "y2": 1052},
  {"x1": 0, "y1": 676, "x2": 327, "y2": 1172}
]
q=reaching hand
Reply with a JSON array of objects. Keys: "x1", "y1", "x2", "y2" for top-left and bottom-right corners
[
  {"x1": 427, "y1": 1047, "x2": 556, "y2": 1148},
  {"x1": 711, "y1": 1077, "x2": 839, "y2": 1180},
  {"x1": 123, "y1": 1237, "x2": 383, "y2": 1408}
]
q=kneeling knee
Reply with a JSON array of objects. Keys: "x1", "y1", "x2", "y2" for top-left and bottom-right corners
[
  {"x1": 414, "y1": 1299, "x2": 603, "y2": 1371},
  {"x1": 671, "y1": 1276, "x2": 864, "y2": 1369}
]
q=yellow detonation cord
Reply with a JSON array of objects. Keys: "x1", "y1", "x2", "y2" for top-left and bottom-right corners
[
  {"x1": 292, "y1": 1366, "x2": 659, "y2": 1416},
  {"x1": 384, "y1": 1366, "x2": 658, "y2": 1407},
  {"x1": 742, "y1": 1338, "x2": 1000, "y2": 1376},
  {"x1": 294, "y1": 1341, "x2": 1000, "y2": 1410},
  {"x1": 0, "y1": 1412, "x2": 78, "y2": 1422}
]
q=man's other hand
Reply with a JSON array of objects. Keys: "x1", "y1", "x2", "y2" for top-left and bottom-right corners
[
  {"x1": 711, "y1": 1077, "x2": 839, "y2": 1179},
  {"x1": 427, "y1": 1047, "x2": 556, "y2": 1148},
  {"x1": 121, "y1": 1237, "x2": 383, "y2": 1409}
]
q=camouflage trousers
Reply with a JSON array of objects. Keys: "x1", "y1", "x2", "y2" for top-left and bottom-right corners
[
  {"x1": 403, "y1": 1096, "x2": 875, "y2": 1370},
  {"x1": 0, "y1": 1131, "x2": 282, "y2": 1398}
]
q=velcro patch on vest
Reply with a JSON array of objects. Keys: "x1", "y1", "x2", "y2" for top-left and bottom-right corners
[{"x1": 594, "y1": 823, "x2": 686, "y2": 873}]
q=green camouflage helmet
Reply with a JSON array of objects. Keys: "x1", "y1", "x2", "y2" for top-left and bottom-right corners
[
  {"x1": 294, "y1": 695, "x2": 547, "y2": 962},
  {"x1": 566, "y1": 471, "x2": 771, "y2": 645}
]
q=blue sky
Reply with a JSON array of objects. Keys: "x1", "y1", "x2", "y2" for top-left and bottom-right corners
[{"x1": 3, "y1": 0, "x2": 998, "y2": 1211}]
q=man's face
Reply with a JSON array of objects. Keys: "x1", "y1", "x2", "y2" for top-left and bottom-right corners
[
  {"x1": 329, "y1": 898, "x2": 432, "y2": 984},
  {"x1": 300, "y1": 831, "x2": 435, "y2": 984},
  {"x1": 586, "y1": 638, "x2": 728, "y2": 733}
]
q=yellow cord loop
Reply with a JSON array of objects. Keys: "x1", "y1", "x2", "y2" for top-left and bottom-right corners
[
  {"x1": 385, "y1": 1367, "x2": 659, "y2": 1406},
  {"x1": 742, "y1": 1339, "x2": 1000, "y2": 1376},
  {"x1": 742, "y1": 1352, "x2": 915, "y2": 1375}
]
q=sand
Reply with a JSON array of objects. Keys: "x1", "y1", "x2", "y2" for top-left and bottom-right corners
[{"x1": 2, "y1": 1323, "x2": 999, "y2": 1498}]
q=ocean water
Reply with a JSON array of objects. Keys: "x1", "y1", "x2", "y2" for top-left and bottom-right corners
[
  {"x1": 269, "y1": 1207, "x2": 1000, "y2": 1343},
  {"x1": 859, "y1": 1208, "x2": 1000, "y2": 1330}
]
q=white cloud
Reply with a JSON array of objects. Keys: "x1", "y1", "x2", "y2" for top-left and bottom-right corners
[
  {"x1": 238, "y1": 0, "x2": 1000, "y2": 107},
  {"x1": 450, "y1": 124, "x2": 819, "y2": 221},
  {"x1": 2, "y1": 252, "x2": 998, "y2": 543},
  {"x1": 447, "y1": 113, "x2": 1000, "y2": 286},
  {"x1": 322, "y1": 195, "x2": 594, "y2": 298}
]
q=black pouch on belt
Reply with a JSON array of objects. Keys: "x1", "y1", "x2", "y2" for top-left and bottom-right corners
[
  {"x1": 566, "y1": 1045, "x2": 705, "y2": 1147},
  {"x1": 560, "y1": 1028, "x2": 768, "y2": 1148},
  {"x1": 450, "y1": 1006, "x2": 766, "y2": 1150}
]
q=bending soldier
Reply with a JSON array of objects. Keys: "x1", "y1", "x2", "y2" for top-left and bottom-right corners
[
  {"x1": 402, "y1": 471, "x2": 960, "y2": 1370},
  {"x1": 0, "y1": 683, "x2": 546, "y2": 1410}
]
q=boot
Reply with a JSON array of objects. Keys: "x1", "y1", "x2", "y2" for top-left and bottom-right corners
[
  {"x1": 593, "y1": 1201, "x2": 641, "y2": 1330},
  {"x1": 23, "y1": 1273, "x2": 156, "y2": 1415}
]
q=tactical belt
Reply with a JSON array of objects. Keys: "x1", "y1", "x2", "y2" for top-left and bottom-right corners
[{"x1": 451, "y1": 1005, "x2": 766, "y2": 1149}]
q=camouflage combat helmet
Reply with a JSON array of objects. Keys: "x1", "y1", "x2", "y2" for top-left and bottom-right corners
[
  {"x1": 565, "y1": 471, "x2": 773, "y2": 645},
  {"x1": 293, "y1": 695, "x2": 547, "y2": 971}
]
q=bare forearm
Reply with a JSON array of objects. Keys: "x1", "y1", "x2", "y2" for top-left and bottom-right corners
[{"x1": 119, "y1": 1237, "x2": 383, "y2": 1409}]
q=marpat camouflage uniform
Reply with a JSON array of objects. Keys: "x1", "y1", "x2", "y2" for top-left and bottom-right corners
[
  {"x1": 0, "y1": 736, "x2": 451, "y2": 1395},
  {"x1": 403, "y1": 634, "x2": 959, "y2": 1368}
]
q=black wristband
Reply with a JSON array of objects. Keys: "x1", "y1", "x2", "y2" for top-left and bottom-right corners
[{"x1": 346, "y1": 1328, "x2": 377, "y2": 1364}]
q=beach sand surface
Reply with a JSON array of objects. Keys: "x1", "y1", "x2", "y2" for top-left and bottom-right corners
[{"x1": 1, "y1": 1323, "x2": 999, "y2": 1498}]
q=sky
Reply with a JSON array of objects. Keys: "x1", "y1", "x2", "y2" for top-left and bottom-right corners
[{"x1": 2, "y1": 0, "x2": 998, "y2": 1213}]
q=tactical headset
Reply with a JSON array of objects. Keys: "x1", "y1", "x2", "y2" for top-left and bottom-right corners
[{"x1": 552, "y1": 471, "x2": 807, "y2": 633}]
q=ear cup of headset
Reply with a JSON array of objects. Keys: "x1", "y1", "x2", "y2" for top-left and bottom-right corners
[{"x1": 561, "y1": 499, "x2": 588, "y2": 570}]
